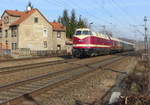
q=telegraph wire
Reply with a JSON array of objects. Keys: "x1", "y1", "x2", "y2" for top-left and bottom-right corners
[
  {"x1": 110, "y1": 0, "x2": 144, "y2": 35},
  {"x1": 44, "y1": 0, "x2": 137, "y2": 38},
  {"x1": 93, "y1": 0, "x2": 135, "y2": 35},
  {"x1": 93, "y1": 0, "x2": 133, "y2": 30},
  {"x1": 61, "y1": 0, "x2": 112, "y2": 24},
  {"x1": 103, "y1": 0, "x2": 144, "y2": 37},
  {"x1": 110, "y1": 0, "x2": 140, "y2": 25},
  {"x1": 46, "y1": 0, "x2": 111, "y2": 24}
]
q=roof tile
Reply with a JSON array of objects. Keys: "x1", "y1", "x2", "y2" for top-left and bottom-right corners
[
  {"x1": 49, "y1": 22, "x2": 66, "y2": 31},
  {"x1": 11, "y1": 9, "x2": 37, "y2": 26},
  {"x1": 5, "y1": 10, "x2": 25, "y2": 17}
]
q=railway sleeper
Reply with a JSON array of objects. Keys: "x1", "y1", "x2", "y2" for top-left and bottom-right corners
[{"x1": 0, "y1": 55, "x2": 129, "y2": 105}]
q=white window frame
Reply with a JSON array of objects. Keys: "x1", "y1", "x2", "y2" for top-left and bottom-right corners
[
  {"x1": 43, "y1": 27, "x2": 48, "y2": 37},
  {"x1": 57, "y1": 44, "x2": 61, "y2": 50},
  {"x1": 57, "y1": 31, "x2": 61, "y2": 38},
  {"x1": 43, "y1": 41, "x2": 48, "y2": 48},
  {"x1": 12, "y1": 42, "x2": 17, "y2": 50},
  {"x1": 11, "y1": 26, "x2": 17, "y2": 37},
  {"x1": 0, "y1": 29, "x2": 2, "y2": 38}
]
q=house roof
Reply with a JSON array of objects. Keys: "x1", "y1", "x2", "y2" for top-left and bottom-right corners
[
  {"x1": 49, "y1": 22, "x2": 66, "y2": 31},
  {"x1": 1, "y1": 9, "x2": 37, "y2": 26},
  {"x1": 5, "y1": 10, "x2": 25, "y2": 17},
  {"x1": 5, "y1": 9, "x2": 51, "y2": 27},
  {"x1": 2, "y1": 9, "x2": 63, "y2": 31},
  {"x1": 10, "y1": 9, "x2": 37, "y2": 26}
]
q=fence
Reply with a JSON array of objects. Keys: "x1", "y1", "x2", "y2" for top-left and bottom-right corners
[
  {"x1": 30, "y1": 50, "x2": 68, "y2": 57},
  {"x1": 0, "y1": 48, "x2": 68, "y2": 57},
  {"x1": 0, "y1": 49, "x2": 11, "y2": 56}
]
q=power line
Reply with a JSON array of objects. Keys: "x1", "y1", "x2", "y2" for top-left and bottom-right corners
[
  {"x1": 45, "y1": 0, "x2": 66, "y2": 8},
  {"x1": 103, "y1": 0, "x2": 144, "y2": 38},
  {"x1": 110, "y1": 0, "x2": 142, "y2": 25},
  {"x1": 45, "y1": 0, "x2": 136, "y2": 38},
  {"x1": 62, "y1": 0, "x2": 112, "y2": 23},
  {"x1": 93, "y1": 0, "x2": 133, "y2": 30},
  {"x1": 46, "y1": 0, "x2": 112, "y2": 24},
  {"x1": 93, "y1": 0, "x2": 136, "y2": 35}
]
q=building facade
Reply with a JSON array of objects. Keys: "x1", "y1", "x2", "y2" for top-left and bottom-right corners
[
  {"x1": 49, "y1": 22, "x2": 66, "y2": 50},
  {"x1": 0, "y1": 8, "x2": 66, "y2": 55}
]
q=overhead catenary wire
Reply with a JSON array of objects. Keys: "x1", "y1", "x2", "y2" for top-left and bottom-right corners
[
  {"x1": 94, "y1": 0, "x2": 129, "y2": 26},
  {"x1": 110, "y1": 0, "x2": 145, "y2": 36},
  {"x1": 111, "y1": 0, "x2": 142, "y2": 24},
  {"x1": 45, "y1": 0, "x2": 112, "y2": 25},
  {"x1": 44, "y1": 0, "x2": 139, "y2": 38},
  {"x1": 92, "y1": 0, "x2": 136, "y2": 36},
  {"x1": 46, "y1": 0, "x2": 127, "y2": 29},
  {"x1": 55, "y1": 0, "x2": 113, "y2": 24}
]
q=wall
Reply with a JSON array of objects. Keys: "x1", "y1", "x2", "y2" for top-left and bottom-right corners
[
  {"x1": 18, "y1": 11, "x2": 53, "y2": 51},
  {"x1": 0, "y1": 10, "x2": 67, "y2": 53},
  {"x1": 0, "y1": 12, "x2": 19, "y2": 50},
  {"x1": 53, "y1": 31, "x2": 66, "y2": 50}
]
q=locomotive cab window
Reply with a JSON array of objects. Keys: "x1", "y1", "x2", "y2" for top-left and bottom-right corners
[
  {"x1": 75, "y1": 31, "x2": 82, "y2": 35},
  {"x1": 82, "y1": 31, "x2": 92, "y2": 35},
  {"x1": 75, "y1": 30, "x2": 92, "y2": 35}
]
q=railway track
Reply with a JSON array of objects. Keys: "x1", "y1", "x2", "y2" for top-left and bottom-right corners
[
  {"x1": 0, "y1": 56, "x2": 50, "y2": 63},
  {"x1": 0, "y1": 58, "x2": 78, "y2": 74},
  {"x1": 0, "y1": 55, "x2": 125, "y2": 105},
  {"x1": 0, "y1": 52, "x2": 135, "y2": 75},
  {"x1": 0, "y1": 55, "x2": 118, "y2": 75},
  {"x1": 0, "y1": 55, "x2": 71, "y2": 63}
]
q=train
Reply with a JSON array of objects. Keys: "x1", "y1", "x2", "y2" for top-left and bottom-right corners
[{"x1": 72, "y1": 28, "x2": 135, "y2": 57}]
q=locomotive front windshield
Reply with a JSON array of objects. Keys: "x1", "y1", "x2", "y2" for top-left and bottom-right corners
[
  {"x1": 75, "y1": 30, "x2": 92, "y2": 35},
  {"x1": 75, "y1": 31, "x2": 82, "y2": 35}
]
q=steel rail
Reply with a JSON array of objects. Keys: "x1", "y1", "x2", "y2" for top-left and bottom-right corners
[
  {"x1": 0, "y1": 56, "x2": 120, "y2": 91},
  {"x1": 0, "y1": 55, "x2": 116, "y2": 75},
  {"x1": 0, "y1": 56, "x2": 125, "y2": 105},
  {"x1": 0, "y1": 52, "x2": 134, "y2": 75},
  {"x1": 0, "y1": 58, "x2": 78, "y2": 74}
]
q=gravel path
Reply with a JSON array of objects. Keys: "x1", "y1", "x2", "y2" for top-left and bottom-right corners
[
  {"x1": 0, "y1": 57, "x2": 64, "y2": 68},
  {"x1": 0, "y1": 55, "x2": 113, "y2": 86},
  {"x1": 20, "y1": 57, "x2": 137, "y2": 105}
]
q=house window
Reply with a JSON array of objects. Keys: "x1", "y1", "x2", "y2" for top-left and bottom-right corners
[
  {"x1": 43, "y1": 28, "x2": 48, "y2": 37},
  {"x1": 34, "y1": 17, "x2": 38, "y2": 23},
  {"x1": 4, "y1": 16, "x2": 9, "y2": 24},
  {"x1": 5, "y1": 30, "x2": 8, "y2": 38},
  {"x1": 57, "y1": 31, "x2": 61, "y2": 38},
  {"x1": 0, "y1": 29, "x2": 2, "y2": 38},
  {"x1": 6, "y1": 40, "x2": 8, "y2": 49},
  {"x1": 12, "y1": 43, "x2": 17, "y2": 50},
  {"x1": 43, "y1": 41, "x2": 47, "y2": 48},
  {"x1": 6, "y1": 40, "x2": 8, "y2": 45},
  {"x1": 11, "y1": 26, "x2": 17, "y2": 37},
  {"x1": 57, "y1": 45, "x2": 61, "y2": 50}
]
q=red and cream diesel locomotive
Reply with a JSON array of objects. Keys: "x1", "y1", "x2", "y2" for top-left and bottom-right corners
[{"x1": 72, "y1": 28, "x2": 134, "y2": 57}]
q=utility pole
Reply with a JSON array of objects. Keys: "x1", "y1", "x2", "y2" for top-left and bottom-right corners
[{"x1": 144, "y1": 16, "x2": 148, "y2": 54}]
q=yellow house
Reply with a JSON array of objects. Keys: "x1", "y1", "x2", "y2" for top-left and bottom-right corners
[
  {"x1": 0, "y1": 7, "x2": 67, "y2": 54},
  {"x1": 49, "y1": 22, "x2": 66, "y2": 50}
]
